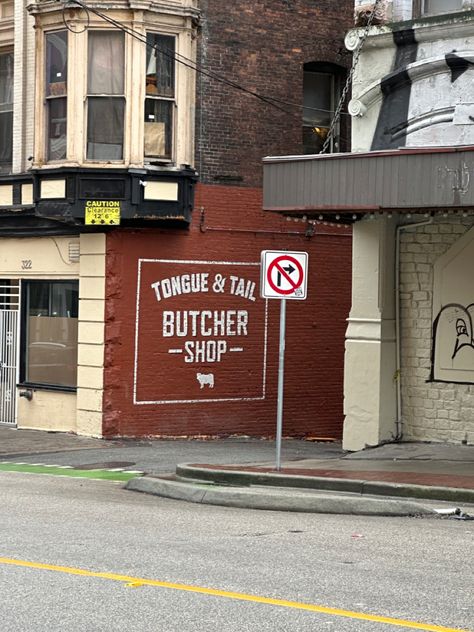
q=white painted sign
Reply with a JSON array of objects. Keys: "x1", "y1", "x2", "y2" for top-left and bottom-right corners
[
  {"x1": 133, "y1": 259, "x2": 268, "y2": 405},
  {"x1": 260, "y1": 250, "x2": 308, "y2": 300}
]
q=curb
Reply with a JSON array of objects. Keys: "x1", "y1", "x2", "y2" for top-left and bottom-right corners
[
  {"x1": 175, "y1": 464, "x2": 474, "y2": 505},
  {"x1": 125, "y1": 476, "x2": 438, "y2": 516}
]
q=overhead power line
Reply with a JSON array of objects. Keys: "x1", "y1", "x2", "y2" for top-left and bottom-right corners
[{"x1": 62, "y1": 0, "x2": 351, "y2": 119}]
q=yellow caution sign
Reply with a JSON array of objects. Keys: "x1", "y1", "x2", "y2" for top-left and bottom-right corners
[{"x1": 85, "y1": 200, "x2": 121, "y2": 225}]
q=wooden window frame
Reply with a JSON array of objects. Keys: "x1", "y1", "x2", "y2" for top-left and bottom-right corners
[{"x1": 144, "y1": 33, "x2": 176, "y2": 162}]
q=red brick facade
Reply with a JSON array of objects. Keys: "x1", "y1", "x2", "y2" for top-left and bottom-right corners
[
  {"x1": 196, "y1": 0, "x2": 354, "y2": 187},
  {"x1": 103, "y1": 185, "x2": 352, "y2": 439}
]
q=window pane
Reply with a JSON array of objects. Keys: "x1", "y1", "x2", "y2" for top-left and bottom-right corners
[
  {"x1": 87, "y1": 96, "x2": 124, "y2": 160},
  {"x1": 88, "y1": 31, "x2": 124, "y2": 95},
  {"x1": 424, "y1": 0, "x2": 462, "y2": 14},
  {"x1": 0, "y1": 111, "x2": 12, "y2": 171},
  {"x1": 146, "y1": 34, "x2": 175, "y2": 98},
  {"x1": 303, "y1": 71, "x2": 332, "y2": 127},
  {"x1": 0, "y1": 52, "x2": 13, "y2": 172},
  {"x1": 47, "y1": 97, "x2": 67, "y2": 161},
  {"x1": 46, "y1": 31, "x2": 67, "y2": 97},
  {"x1": 51, "y1": 282, "x2": 78, "y2": 317},
  {"x1": 28, "y1": 283, "x2": 50, "y2": 316},
  {"x1": 0, "y1": 52, "x2": 13, "y2": 105},
  {"x1": 25, "y1": 282, "x2": 78, "y2": 388},
  {"x1": 303, "y1": 126, "x2": 328, "y2": 154},
  {"x1": 144, "y1": 98, "x2": 172, "y2": 158}
]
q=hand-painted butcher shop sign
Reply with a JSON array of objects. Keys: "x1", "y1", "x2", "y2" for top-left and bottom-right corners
[{"x1": 134, "y1": 259, "x2": 267, "y2": 404}]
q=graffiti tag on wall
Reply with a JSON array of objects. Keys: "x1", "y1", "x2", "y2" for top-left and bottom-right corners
[
  {"x1": 133, "y1": 259, "x2": 267, "y2": 404},
  {"x1": 432, "y1": 303, "x2": 474, "y2": 381}
]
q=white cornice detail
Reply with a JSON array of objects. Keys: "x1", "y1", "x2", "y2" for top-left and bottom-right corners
[{"x1": 346, "y1": 13, "x2": 474, "y2": 52}]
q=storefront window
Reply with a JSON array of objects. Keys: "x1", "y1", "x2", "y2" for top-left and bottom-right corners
[{"x1": 23, "y1": 281, "x2": 78, "y2": 388}]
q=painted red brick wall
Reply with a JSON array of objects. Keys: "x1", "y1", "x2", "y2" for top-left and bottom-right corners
[{"x1": 103, "y1": 184, "x2": 352, "y2": 439}]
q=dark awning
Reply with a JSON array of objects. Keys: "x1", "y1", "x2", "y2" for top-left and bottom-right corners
[{"x1": 263, "y1": 146, "x2": 474, "y2": 222}]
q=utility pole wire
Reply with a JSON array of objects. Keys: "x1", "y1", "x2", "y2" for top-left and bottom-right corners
[{"x1": 63, "y1": 0, "x2": 351, "y2": 119}]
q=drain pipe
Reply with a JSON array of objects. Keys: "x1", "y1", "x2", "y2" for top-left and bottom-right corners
[{"x1": 395, "y1": 215, "x2": 433, "y2": 440}]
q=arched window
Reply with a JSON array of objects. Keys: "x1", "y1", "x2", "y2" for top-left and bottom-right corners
[{"x1": 302, "y1": 62, "x2": 345, "y2": 154}]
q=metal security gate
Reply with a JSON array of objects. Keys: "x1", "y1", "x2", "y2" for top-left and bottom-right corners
[{"x1": 0, "y1": 280, "x2": 20, "y2": 425}]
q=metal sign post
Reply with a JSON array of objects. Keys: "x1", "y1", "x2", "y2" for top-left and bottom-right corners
[
  {"x1": 260, "y1": 250, "x2": 308, "y2": 471},
  {"x1": 275, "y1": 298, "x2": 286, "y2": 470}
]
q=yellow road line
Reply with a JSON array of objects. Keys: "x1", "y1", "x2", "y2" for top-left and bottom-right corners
[{"x1": 0, "y1": 556, "x2": 469, "y2": 632}]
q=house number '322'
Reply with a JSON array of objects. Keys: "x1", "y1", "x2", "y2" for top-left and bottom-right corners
[{"x1": 21, "y1": 260, "x2": 32, "y2": 270}]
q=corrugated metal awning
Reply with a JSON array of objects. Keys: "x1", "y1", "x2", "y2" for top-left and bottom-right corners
[{"x1": 263, "y1": 146, "x2": 474, "y2": 222}]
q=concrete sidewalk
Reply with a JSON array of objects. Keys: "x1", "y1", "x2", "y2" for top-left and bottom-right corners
[
  {"x1": 127, "y1": 440, "x2": 474, "y2": 515},
  {"x1": 184, "y1": 441, "x2": 474, "y2": 495},
  {"x1": 0, "y1": 425, "x2": 113, "y2": 457}
]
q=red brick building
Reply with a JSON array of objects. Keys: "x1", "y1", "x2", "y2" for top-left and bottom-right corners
[{"x1": 0, "y1": 0, "x2": 352, "y2": 439}]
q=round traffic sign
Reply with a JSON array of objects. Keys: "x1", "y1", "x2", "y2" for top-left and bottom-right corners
[{"x1": 266, "y1": 255, "x2": 304, "y2": 295}]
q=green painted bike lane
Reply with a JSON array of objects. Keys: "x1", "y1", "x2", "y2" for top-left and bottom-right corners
[{"x1": 0, "y1": 462, "x2": 143, "y2": 482}]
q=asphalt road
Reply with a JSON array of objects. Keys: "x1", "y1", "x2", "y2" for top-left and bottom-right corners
[{"x1": 0, "y1": 471, "x2": 472, "y2": 632}]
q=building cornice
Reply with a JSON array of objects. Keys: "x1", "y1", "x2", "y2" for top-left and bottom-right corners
[
  {"x1": 346, "y1": 10, "x2": 474, "y2": 52},
  {"x1": 27, "y1": 0, "x2": 200, "y2": 19}
]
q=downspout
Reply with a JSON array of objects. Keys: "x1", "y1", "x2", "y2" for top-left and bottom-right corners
[{"x1": 395, "y1": 215, "x2": 433, "y2": 440}]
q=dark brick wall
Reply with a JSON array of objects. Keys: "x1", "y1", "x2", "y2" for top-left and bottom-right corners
[
  {"x1": 103, "y1": 184, "x2": 352, "y2": 439},
  {"x1": 195, "y1": 0, "x2": 354, "y2": 187}
]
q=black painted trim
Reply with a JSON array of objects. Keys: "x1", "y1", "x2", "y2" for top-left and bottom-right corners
[
  {"x1": 445, "y1": 52, "x2": 474, "y2": 83},
  {"x1": 371, "y1": 29, "x2": 419, "y2": 150},
  {"x1": 17, "y1": 382, "x2": 77, "y2": 393}
]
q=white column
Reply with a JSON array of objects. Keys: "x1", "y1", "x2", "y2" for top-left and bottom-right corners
[
  {"x1": 12, "y1": 0, "x2": 35, "y2": 173},
  {"x1": 343, "y1": 216, "x2": 398, "y2": 451},
  {"x1": 76, "y1": 233, "x2": 106, "y2": 437}
]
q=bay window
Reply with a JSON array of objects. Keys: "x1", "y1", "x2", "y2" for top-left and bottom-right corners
[
  {"x1": 36, "y1": 14, "x2": 194, "y2": 168},
  {"x1": 145, "y1": 34, "x2": 175, "y2": 160},
  {"x1": 22, "y1": 280, "x2": 79, "y2": 388},
  {"x1": 87, "y1": 31, "x2": 125, "y2": 161},
  {"x1": 0, "y1": 51, "x2": 13, "y2": 173},
  {"x1": 45, "y1": 31, "x2": 67, "y2": 161}
]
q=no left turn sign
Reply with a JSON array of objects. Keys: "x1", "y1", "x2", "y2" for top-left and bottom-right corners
[{"x1": 260, "y1": 250, "x2": 308, "y2": 300}]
